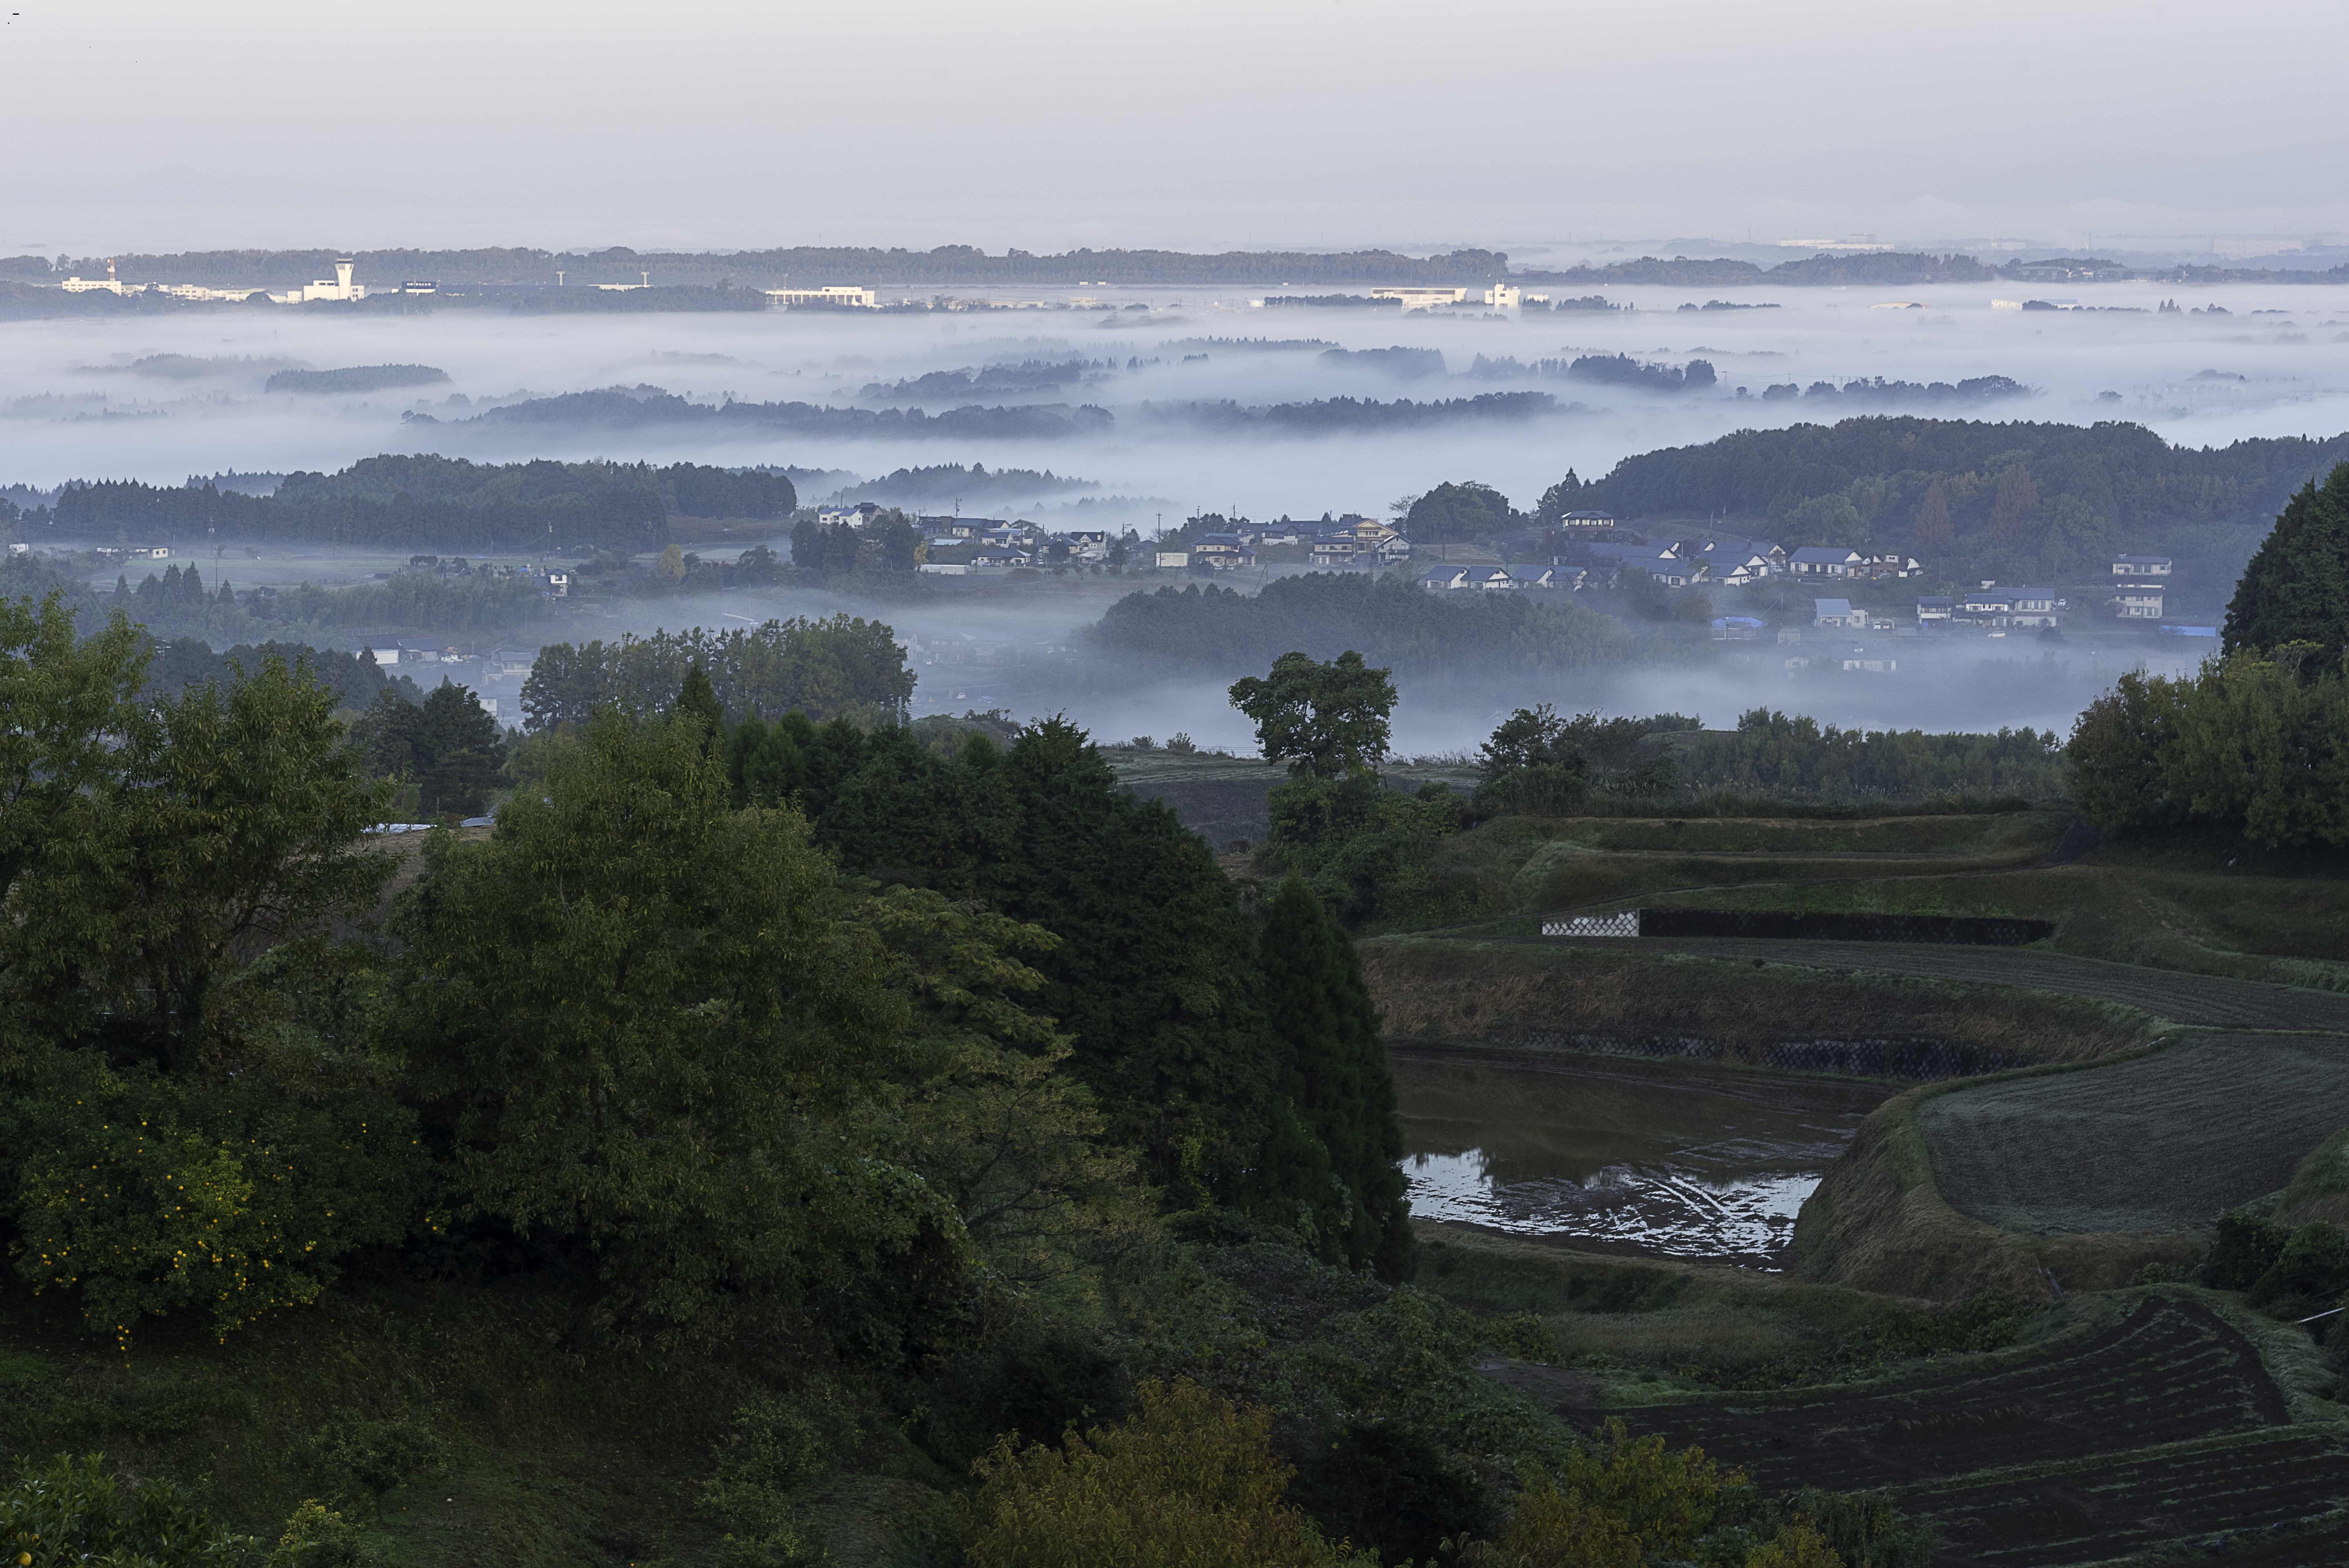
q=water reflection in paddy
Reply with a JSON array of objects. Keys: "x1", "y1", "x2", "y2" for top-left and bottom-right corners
[{"x1": 1391, "y1": 1050, "x2": 1894, "y2": 1270}]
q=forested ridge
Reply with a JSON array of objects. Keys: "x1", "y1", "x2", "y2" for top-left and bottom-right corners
[
  {"x1": 50, "y1": 456, "x2": 795, "y2": 552},
  {"x1": 1582, "y1": 416, "x2": 2349, "y2": 582}
]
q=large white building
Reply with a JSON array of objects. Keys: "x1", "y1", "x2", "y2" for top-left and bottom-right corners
[
  {"x1": 1369, "y1": 287, "x2": 1468, "y2": 311},
  {"x1": 766, "y1": 286, "x2": 879, "y2": 309}
]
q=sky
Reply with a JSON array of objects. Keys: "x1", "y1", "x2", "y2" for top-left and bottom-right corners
[{"x1": 4, "y1": 0, "x2": 2349, "y2": 257}]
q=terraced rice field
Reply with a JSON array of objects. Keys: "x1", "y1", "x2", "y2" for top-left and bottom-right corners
[
  {"x1": 1519, "y1": 936, "x2": 2349, "y2": 1031},
  {"x1": 1615, "y1": 1295, "x2": 2348, "y2": 1567},
  {"x1": 1918, "y1": 1033, "x2": 2349, "y2": 1235},
  {"x1": 1624, "y1": 1296, "x2": 2282, "y2": 1492}
]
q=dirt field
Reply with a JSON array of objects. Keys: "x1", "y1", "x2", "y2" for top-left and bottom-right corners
[
  {"x1": 1497, "y1": 936, "x2": 2349, "y2": 1032},
  {"x1": 1918, "y1": 1033, "x2": 2349, "y2": 1236}
]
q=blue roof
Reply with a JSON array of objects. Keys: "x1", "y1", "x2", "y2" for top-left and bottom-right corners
[
  {"x1": 2158, "y1": 624, "x2": 2218, "y2": 636},
  {"x1": 1712, "y1": 616, "x2": 1765, "y2": 628}
]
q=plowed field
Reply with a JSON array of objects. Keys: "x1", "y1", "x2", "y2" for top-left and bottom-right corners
[
  {"x1": 1622, "y1": 1296, "x2": 2282, "y2": 1494},
  {"x1": 1608, "y1": 1295, "x2": 2345, "y2": 1567},
  {"x1": 1920, "y1": 1033, "x2": 2349, "y2": 1235}
]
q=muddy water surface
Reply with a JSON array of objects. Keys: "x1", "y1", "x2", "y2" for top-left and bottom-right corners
[{"x1": 1392, "y1": 1049, "x2": 1895, "y2": 1270}]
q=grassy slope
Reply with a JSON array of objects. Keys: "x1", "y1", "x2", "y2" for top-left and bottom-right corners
[
  {"x1": 1362, "y1": 938, "x2": 2152, "y2": 1069},
  {"x1": 0, "y1": 1273, "x2": 770, "y2": 1568}
]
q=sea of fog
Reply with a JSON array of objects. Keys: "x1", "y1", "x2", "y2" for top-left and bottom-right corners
[
  {"x1": 8, "y1": 279, "x2": 2349, "y2": 514},
  {"x1": 0, "y1": 277, "x2": 2331, "y2": 746}
]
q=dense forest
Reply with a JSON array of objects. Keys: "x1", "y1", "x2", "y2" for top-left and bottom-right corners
[
  {"x1": 1089, "y1": 573, "x2": 1639, "y2": 675},
  {"x1": 519, "y1": 618, "x2": 916, "y2": 730},
  {"x1": 2069, "y1": 465, "x2": 2349, "y2": 846},
  {"x1": 49, "y1": 456, "x2": 794, "y2": 552},
  {"x1": 1583, "y1": 416, "x2": 2349, "y2": 580}
]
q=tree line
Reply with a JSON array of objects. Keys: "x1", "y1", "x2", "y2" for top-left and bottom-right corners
[
  {"x1": 519, "y1": 617, "x2": 916, "y2": 731},
  {"x1": 53, "y1": 456, "x2": 794, "y2": 552}
]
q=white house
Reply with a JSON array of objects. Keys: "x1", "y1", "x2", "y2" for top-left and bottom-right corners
[
  {"x1": 1418, "y1": 566, "x2": 1470, "y2": 591},
  {"x1": 1813, "y1": 597, "x2": 1866, "y2": 629},
  {"x1": 1557, "y1": 510, "x2": 1618, "y2": 531},
  {"x1": 2009, "y1": 591, "x2": 2061, "y2": 628},
  {"x1": 2113, "y1": 585, "x2": 2165, "y2": 619},
  {"x1": 1470, "y1": 566, "x2": 1519, "y2": 591},
  {"x1": 1916, "y1": 595, "x2": 1954, "y2": 625},
  {"x1": 1154, "y1": 549, "x2": 1191, "y2": 569},
  {"x1": 1369, "y1": 286, "x2": 1469, "y2": 310},
  {"x1": 2112, "y1": 555, "x2": 2173, "y2": 577}
]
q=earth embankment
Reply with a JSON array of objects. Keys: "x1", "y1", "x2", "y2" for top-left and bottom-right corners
[{"x1": 1493, "y1": 935, "x2": 2349, "y2": 1031}]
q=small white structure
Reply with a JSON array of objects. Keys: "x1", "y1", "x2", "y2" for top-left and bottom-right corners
[
  {"x1": 2112, "y1": 555, "x2": 2173, "y2": 577},
  {"x1": 1481, "y1": 283, "x2": 1522, "y2": 309},
  {"x1": 1154, "y1": 549, "x2": 1191, "y2": 569},
  {"x1": 1813, "y1": 597, "x2": 1865, "y2": 630},
  {"x1": 1419, "y1": 566, "x2": 1470, "y2": 591},
  {"x1": 1542, "y1": 912, "x2": 1639, "y2": 938},
  {"x1": 2113, "y1": 585, "x2": 2165, "y2": 619}
]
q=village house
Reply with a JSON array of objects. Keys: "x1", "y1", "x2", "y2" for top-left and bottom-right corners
[
  {"x1": 1789, "y1": 546, "x2": 1865, "y2": 578},
  {"x1": 2111, "y1": 554, "x2": 2173, "y2": 577},
  {"x1": 1812, "y1": 597, "x2": 1866, "y2": 630}
]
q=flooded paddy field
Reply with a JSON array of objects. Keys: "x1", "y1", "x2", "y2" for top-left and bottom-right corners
[{"x1": 1391, "y1": 1047, "x2": 1893, "y2": 1269}]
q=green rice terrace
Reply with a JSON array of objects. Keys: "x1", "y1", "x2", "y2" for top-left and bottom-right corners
[{"x1": 1106, "y1": 757, "x2": 2349, "y2": 1565}]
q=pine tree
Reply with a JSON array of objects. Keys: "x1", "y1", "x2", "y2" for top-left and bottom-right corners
[
  {"x1": 2225, "y1": 463, "x2": 2349, "y2": 659},
  {"x1": 671, "y1": 662, "x2": 725, "y2": 747},
  {"x1": 1258, "y1": 875, "x2": 1414, "y2": 1281}
]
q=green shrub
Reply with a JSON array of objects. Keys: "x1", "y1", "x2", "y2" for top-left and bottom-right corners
[
  {"x1": 301, "y1": 1413, "x2": 448, "y2": 1515},
  {"x1": 958, "y1": 1379, "x2": 1358, "y2": 1568},
  {"x1": 1483, "y1": 1312, "x2": 1558, "y2": 1362},
  {"x1": 1286, "y1": 1418, "x2": 1494, "y2": 1565},
  {"x1": 2248, "y1": 1222, "x2": 2349, "y2": 1315},
  {"x1": 919, "y1": 1330, "x2": 1132, "y2": 1472},
  {"x1": 274, "y1": 1501, "x2": 363, "y2": 1568},
  {"x1": 0, "y1": 1452, "x2": 264, "y2": 1567},
  {"x1": 0, "y1": 1059, "x2": 427, "y2": 1347},
  {"x1": 699, "y1": 1386, "x2": 863, "y2": 1563},
  {"x1": 2203, "y1": 1209, "x2": 2291, "y2": 1290}
]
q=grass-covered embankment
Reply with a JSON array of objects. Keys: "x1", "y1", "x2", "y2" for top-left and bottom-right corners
[{"x1": 1363, "y1": 937, "x2": 2152, "y2": 1076}]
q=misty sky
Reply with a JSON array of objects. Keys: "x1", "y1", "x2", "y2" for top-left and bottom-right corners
[{"x1": 5, "y1": 0, "x2": 2349, "y2": 256}]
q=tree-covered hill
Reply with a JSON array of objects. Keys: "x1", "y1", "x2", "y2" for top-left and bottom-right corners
[
  {"x1": 1582, "y1": 416, "x2": 2349, "y2": 580},
  {"x1": 49, "y1": 456, "x2": 794, "y2": 552}
]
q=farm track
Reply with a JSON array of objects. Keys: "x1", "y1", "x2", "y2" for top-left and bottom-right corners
[
  {"x1": 1922, "y1": 1033, "x2": 2349, "y2": 1236},
  {"x1": 1618, "y1": 1296, "x2": 2349, "y2": 1566},
  {"x1": 1471, "y1": 934, "x2": 2349, "y2": 1031}
]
